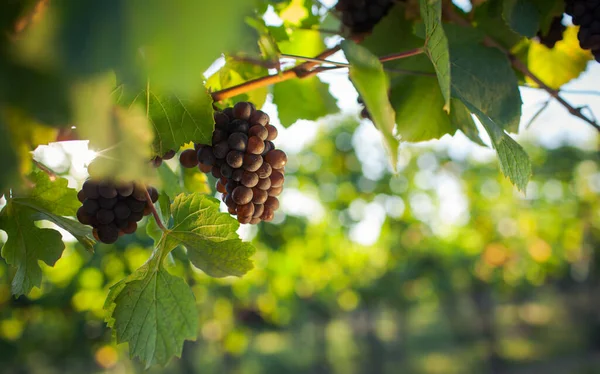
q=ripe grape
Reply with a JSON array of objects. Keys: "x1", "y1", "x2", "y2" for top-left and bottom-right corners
[
  {"x1": 226, "y1": 151, "x2": 244, "y2": 168},
  {"x1": 270, "y1": 170, "x2": 285, "y2": 188},
  {"x1": 212, "y1": 129, "x2": 228, "y2": 144},
  {"x1": 98, "y1": 181, "x2": 117, "y2": 199},
  {"x1": 83, "y1": 199, "x2": 100, "y2": 215},
  {"x1": 256, "y1": 177, "x2": 272, "y2": 191},
  {"x1": 262, "y1": 141, "x2": 274, "y2": 156},
  {"x1": 114, "y1": 202, "x2": 131, "y2": 220},
  {"x1": 198, "y1": 147, "x2": 216, "y2": 166},
  {"x1": 99, "y1": 196, "x2": 117, "y2": 209},
  {"x1": 180, "y1": 149, "x2": 199, "y2": 168},
  {"x1": 122, "y1": 221, "x2": 137, "y2": 234},
  {"x1": 269, "y1": 186, "x2": 283, "y2": 197},
  {"x1": 228, "y1": 132, "x2": 248, "y2": 152},
  {"x1": 249, "y1": 110, "x2": 270, "y2": 126},
  {"x1": 242, "y1": 153, "x2": 263, "y2": 172},
  {"x1": 213, "y1": 141, "x2": 230, "y2": 159},
  {"x1": 214, "y1": 112, "x2": 230, "y2": 130},
  {"x1": 148, "y1": 187, "x2": 159, "y2": 203},
  {"x1": 265, "y1": 125, "x2": 278, "y2": 141},
  {"x1": 265, "y1": 150, "x2": 287, "y2": 169},
  {"x1": 253, "y1": 203, "x2": 264, "y2": 218},
  {"x1": 232, "y1": 186, "x2": 253, "y2": 205},
  {"x1": 82, "y1": 180, "x2": 100, "y2": 199},
  {"x1": 97, "y1": 209, "x2": 115, "y2": 225},
  {"x1": 241, "y1": 171, "x2": 259, "y2": 188},
  {"x1": 237, "y1": 202, "x2": 255, "y2": 218},
  {"x1": 233, "y1": 102, "x2": 253, "y2": 120},
  {"x1": 220, "y1": 164, "x2": 234, "y2": 178},
  {"x1": 264, "y1": 196, "x2": 280, "y2": 211},
  {"x1": 335, "y1": 0, "x2": 395, "y2": 34},
  {"x1": 256, "y1": 162, "x2": 272, "y2": 179},
  {"x1": 97, "y1": 224, "x2": 119, "y2": 244},
  {"x1": 116, "y1": 182, "x2": 134, "y2": 197},
  {"x1": 77, "y1": 189, "x2": 86, "y2": 203},
  {"x1": 261, "y1": 207, "x2": 274, "y2": 222},
  {"x1": 252, "y1": 188, "x2": 268, "y2": 204},
  {"x1": 199, "y1": 163, "x2": 212, "y2": 173},
  {"x1": 232, "y1": 169, "x2": 244, "y2": 182},
  {"x1": 248, "y1": 125, "x2": 268, "y2": 141},
  {"x1": 229, "y1": 119, "x2": 249, "y2": 134},
  {"x1": 211, "y1": 165, "x2": 223, "y2": 179},
  {"x1": 127, "y1": 198, "x2": 146, "y2": 213},
  {"x1": 238, "y1": 215, "x2": 253, "y2": 224},
  {"x1": 77, "y1": 207, "x2": 92, "y2": 225},
  {"x1": 163, "y1": 150, "x2": 176, "y2": 160},
  {"x1": 247, "y1": 136, "x2": 265, "y2": 154}
]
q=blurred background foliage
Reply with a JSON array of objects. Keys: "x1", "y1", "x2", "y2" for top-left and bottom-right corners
[{"x1": 2, "y1": 115, "x2": 600, "y2": 374}]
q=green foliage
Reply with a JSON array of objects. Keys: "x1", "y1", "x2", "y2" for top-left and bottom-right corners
[
  {"x1": 272, "y1": 77, "x2": 337, "y2": 127},
  {"x1": 168, "y1": 193, "x2": 255, "y2": 278},
  {"x1": 0, "y1": 171, "x2": 94, "y2": 295},
  {"x1": 342, "y1": 40, "x2": 399, "y2": 170},
  {"x1": 420, "y1": 0, "x2": 451, "y2": 111},
  {"x1": 0, "y1": 0, "x2": 598, "y2": 369},
  {"x1": 116, "y1": 84, "x2": 215, "y2": 155}
]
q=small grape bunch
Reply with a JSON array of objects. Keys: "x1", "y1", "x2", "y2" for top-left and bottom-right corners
[
  {"x1": 179, "y1": 101, "x2": 287, "y2": 224},
  {"x1": 76, "y1": 180, "x2": 159, "y2": 244},
  {"x1": 537, "y1": 16, "x2": 566, "y2": 49},
  {"x1": 335, "y1": 0, "x2": 396, "y2": 34}
]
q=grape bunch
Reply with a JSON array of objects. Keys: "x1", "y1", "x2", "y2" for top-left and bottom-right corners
[
  {"x1": 179, "y1": 102, "x2": 287, "y2": 224},
  {"x1": 76, "y1": 180, "x2": 159, "y2": 244},
  {"x1": 335, "y1": 0, "x2": 396, "y2": 34},
  {"x1": 537, "y1": 16, "x2": 566, "y2": 48},
  {"x1": 565, "y1": 0, "x2": 600, "y2": 62}
]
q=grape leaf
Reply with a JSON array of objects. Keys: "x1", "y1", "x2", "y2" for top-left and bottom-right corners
[
  {"x1": 342, "y1": 40, "x2": 399, "y2": 171},
  {"x1": 182, "y1": 167, "x2": 211, "y2": 195},
  {"x1": 167, "y1": 193, "x2": 255, "y2": 277},
  {"x1": 105, "y1": 262, "x2": 197, "y2": 368},
  {"x1": 390, "y1": 75, "x2": 455, "y2": 142},
  {"x1": 362, "y1": 4, "x2": 433, "y2": 73},
  {"x1": 473, "y1": 0, "x2": 522, "y2": 50},
  {"x1": 447, "y1": 25, "x2": 522, "y2": 133},
  {"x1": 419, "y1": 0, "x2": 451, "y2": 111},
  {"x1": 272, "y1": 77, "x2": 337, "y2": 127},
  {"x1": 0, "y1": 171, "x2": 95, "y2": 295},
  {"x1": 527, "y1": 27, "x2": 593, "y2": 90},
  {"x1": 466, "y1": 104, "x2": 532, "y2": 190},
  {"x1": 451, "y1": 99, "x2": 485, "y2": 147},
  {"x1": 278, "y1": 28, "x2": 325, "y2": 57},
  {"x1": 55, "y1": 0, "x2": 255, "y2": 95},
  {"x1": 116, "y1": 84, "x2": 214, "y2": 156},
  {"x1": 502, "y1": 0, "x2": 540, "y2": 38}
]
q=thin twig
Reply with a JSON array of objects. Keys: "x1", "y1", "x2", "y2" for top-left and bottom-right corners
[
  {"x1": 379, "y1": 48, "x2": 424, "y2": 62},
  {"x1": 281, "y1": 53, "x2": 350, "y2": 67},
  {"x1": 525, "y1": 100, "x2": 550, "y2": 129},
  {"x1": 443, "y1": 4, "x2": 600, "y2": 133},
  {"x1": 33, "y1": 160, "x2": 58, "y2": 180},
  {"x1": 144, "y1": 188, "x2": 167, "y2": 232}
]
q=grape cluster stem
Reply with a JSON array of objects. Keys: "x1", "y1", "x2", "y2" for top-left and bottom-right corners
[{"x1": 144, "y1": 188, "x2": 167, "y2": 232}]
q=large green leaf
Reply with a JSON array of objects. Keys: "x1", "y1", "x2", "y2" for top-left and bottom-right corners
[
  {"x1": 342, "y1": 40, "x2": 399, "y2": 171},
  {"x1": 272, "y1": 77, "x2": 337, "y2": 127},
  {"x1": 116, "y1": 84, "x2": 214, "y2": 155},
  {"x1": 362, "y1": 4, "x2": 432, "y2": 73},
  {"x1": 447, "y1": 25, "x2": 522, "y2": 133},
  {"x1": 473, "y1": 0, "x2": 522, "y2": 50},
  {"x1": 390, "y1": 75, "x2": 455, "y2": 142},
  {"x1": 502, "y1": 0, "x2": 540, "y2": 38},
  {"x1": 54, "y1": 0, "x2": 255, "y2": 95},
  {"x1": 0, "y1": 171, "x2": 94, "y2": 295},
  {"x1": 106, "y1": 263, "x2": 197, "y2": 368},
  {"x1": 167, "y1": 193, "x2": 255, "y2": 278},
  {"x1": 73, "y1": 75, "x2": 155, "y2": 183},
  {"x1": 419, "y1": 0, "x2": 451, "y2": 111},
  {"x1": 527, "y1": 27, "x2": 592, "y2": 90}
]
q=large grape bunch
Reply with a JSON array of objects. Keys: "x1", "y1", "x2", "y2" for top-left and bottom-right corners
[
  {"x1": 77, "y1": 181, "x2": 159, "y2": 244},
  {"x1": 565, "y1": 0, "x2": 600, "y2": 62},
  {"x1": 179, "y1": 102, "x2": 287, "y2": 225},
  {"x1": 335, "y1": 0, "x2": 396, "y2": 34},
  {"x1": 537, "y1": 16, "x2": 566, "y2": 48}
]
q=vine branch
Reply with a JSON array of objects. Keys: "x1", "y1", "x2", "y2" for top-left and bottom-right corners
[
  {"x1": 443, "y1": 4, "x2": 600, "y2": 133},
  {"x1": 211, "y1": 47, "x2": 424, "y2": 102}
]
